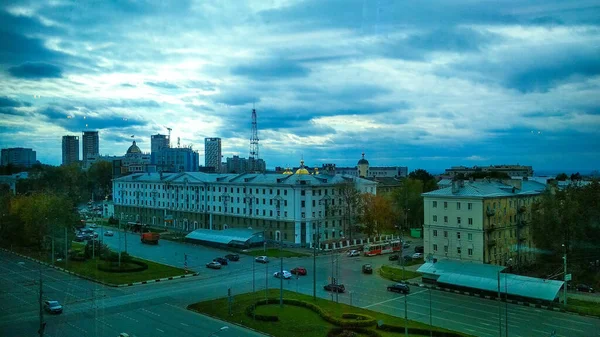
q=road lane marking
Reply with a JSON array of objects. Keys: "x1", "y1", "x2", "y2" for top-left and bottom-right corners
[
  {"x1": 480, "y1": 322, "x2": 491, "y2": 326},
  {"x1": 156, "y1": 328, "x2": 165, "y2": 332},
  {"x1": 542, "y1": 322, "x2": 585, "y2": 333},
  {"x1": 180, "y1": 323, "x2": 189, "y2": 326},
  {"x1": 362, "y1": 288, "x2": 427, "y2": 308},
  {"x1": 141, "y1": 308, "x2": 161, "y2": 317}
]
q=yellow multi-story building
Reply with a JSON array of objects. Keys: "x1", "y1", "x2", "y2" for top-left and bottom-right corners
[{"x1": 422, "y1": 179, "x2": 545, "y2": 268}]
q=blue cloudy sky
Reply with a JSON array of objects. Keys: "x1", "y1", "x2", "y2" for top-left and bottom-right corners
[{"x1": 0, "y1": 0, "x2": 599, "y2": 173}]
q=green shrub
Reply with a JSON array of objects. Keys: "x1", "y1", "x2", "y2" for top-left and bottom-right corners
[
  {"x1": 327, "y1": 327, "x2": 381, "y2": 337},
  {"x1": 97, "y1": 260, "x2": 148, "y2": 273}
]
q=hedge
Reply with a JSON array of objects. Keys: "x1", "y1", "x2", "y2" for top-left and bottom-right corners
[
  {"x1": 97, "y1": 260, "x2": 148, "y2": 273},
  {"x1": 246, "y1": 298, "x2": 376, "y2": 328}
]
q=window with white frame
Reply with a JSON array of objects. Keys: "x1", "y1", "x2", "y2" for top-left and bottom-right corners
[
  {"x1": 457, "y1": 232, "x2": 461, "y2": 239},
  {"x1": 433, "y1": 215, "x2": 437, "y2": 222},
  {"x1": 468, "y1": 248, "x2": 473, "y2": 256},
  {"x1": 468, "y1": 203, "x2": 472, "y2": 210},
  {"x1": 444, "y1": 231, "x2": 448, "y2": 238},
  {"x1": 468, "y1": 233, "x2": 473, "y2": 241},
  {"x1": 433, "y1": 201, "x2": 437, "y2": 208},
  {"x1": 433, "y1": 244, "x2": 438, "y2": 251},
  {"x1": 468, "y1": 218, "x2": 473, "y2": 226},
  {"x1": 444, "y1": 201, "x2": 448, "y2": 209},
  {"x1": 457, "y1": 247, "x2": 461, "y2": 254},
  {"x1": 444, "y1": 245, "x2": 448, "y2": 253},
  {"x1": 457, "y1": 217, "x2": 461, "y2": 225},
  {"x1": 444, "y1": 216, "x2": 448, "y2": 223},
  {"x1": 433, "y1": 230, "x2": 438, "y2": 237},
  {"x1": 456, "y1": 202, "x2": 461, "y2": 210}
]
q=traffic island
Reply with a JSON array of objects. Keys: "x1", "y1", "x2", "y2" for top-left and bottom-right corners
[
  {"x1": 378, "y1": 265, "x2": 422, "y2": 282},
  {"x1": 0, "y1": 246, "x2": 196, "y2": 286},
  {"x1": 187, "y1": 289, "x2": 472, "y2": 337},
  {"x1": 243, "y1": 248, "x2": 310, "y2": 258}
]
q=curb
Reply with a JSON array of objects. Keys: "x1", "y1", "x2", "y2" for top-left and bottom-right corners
[
  {"x1": 1, "y1": 247, "x2": 199, "y2": 288},
  {"x1": 187, "y1": 307, "x2": 275, "y2": 337}
]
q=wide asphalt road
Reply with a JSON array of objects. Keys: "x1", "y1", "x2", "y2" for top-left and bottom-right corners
[{"x1": 0, "y1": 250, "x2": 265, "y2": 337}]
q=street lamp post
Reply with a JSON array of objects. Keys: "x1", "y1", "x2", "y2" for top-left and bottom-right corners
[
  {"x1": 317, "y1": 195, "x2": 331, "y2": 301},
  {"x1": 273, "y1": 195, "x2": 284, "y2": 308},
  {"x1": 562, "y1": 243, "x2": 568, "y2": 306}
]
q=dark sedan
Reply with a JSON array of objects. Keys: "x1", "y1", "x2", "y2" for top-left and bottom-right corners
[
  {"x1": 324, "y1": 283, "x2": 345, "y2": 293},
  {"x1": 362, "y1": 264, "x2": 373, "y2": 274},
  {"x1": 213, "y1": 257, "x2": 228, "y2": 265},
  {"x1": 44, "y1": 300, "x2": 63, "y2": 314},
  {"x1": 576, "y1": 284, "x2": 595, "y2": 293},
  {"x1": 291, "y1": 267, "x2": 307, "y2": 275},
  {"x1": 225, "y1": 254, "x2": 239, "y2": 261},
  {"x1": 387, "y1": 283, "x2": 410, "y2": 294},
  {"x1": 389, "y1": 254, "x2": 399, "y2": 261}
]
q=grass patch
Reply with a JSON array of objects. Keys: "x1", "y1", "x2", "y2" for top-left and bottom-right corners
[
  {"x1": 7, "y1": 245, "x2": 189, "y2": 285},
  {"x1": 244, "y1": 248, "x2": 310, "y2": 258},
  {"x1": 188, "y1": 289, "x2": 470, "y2": 337},
  {"x1": 379, "y1": 265, "x2": 422, "y2": 282},
  {"x1": 566, "y1": 298, "x2": 600, "y2": 318}
]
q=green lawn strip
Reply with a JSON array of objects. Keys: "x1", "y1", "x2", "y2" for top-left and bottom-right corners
[
  {"x1": 565, "y1": 298, "x2": 600, "y2": 317},
  {"x1": 243, "y1": 248, "x2": 310, "y2": 258},
  {"x1": 187, "y1": 289, "x2": 470, "y2": 337},
  {"x1": 379, "y1": 265, "x2": 422, "y2": 281},
  {"x1": 7, "y1": 245, "x2": 189, "y2": 285}
]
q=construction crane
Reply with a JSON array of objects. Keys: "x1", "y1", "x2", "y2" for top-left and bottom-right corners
[{"x1": 166, "y1": 127, "x2": 172, "y2": 148}]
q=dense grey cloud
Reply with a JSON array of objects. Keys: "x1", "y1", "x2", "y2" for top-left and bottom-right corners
[{"x1": 0, "y1": 1, "x2": 599, "y2": 171}]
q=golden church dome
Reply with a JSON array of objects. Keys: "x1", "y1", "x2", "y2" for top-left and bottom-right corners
[{"x1": 294, "y1": 159, "x2": 310, "y2": 175}]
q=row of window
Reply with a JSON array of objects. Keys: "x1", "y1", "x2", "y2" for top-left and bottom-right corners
[
  {"x1": 432, "y1": 215, "x2": 473, "y2": 225},
  {"x1": 433, "y1": 201, "x2": 473, "y2": 210},
  {"x1": 117, "y1": 183, "x2": 341, "y2": 197},
  {"x1": 432, "y1": 244, "x2": 473, "y2": 256},
  {"x1": 433, "y1": 230, "x2": 473, "y2": 241}
]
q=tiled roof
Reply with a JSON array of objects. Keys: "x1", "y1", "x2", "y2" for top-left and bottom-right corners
[{"x1": 422, "y1": 180, "x2": 545, "y2": 198}]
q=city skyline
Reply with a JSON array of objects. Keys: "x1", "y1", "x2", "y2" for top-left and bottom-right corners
[{"x1": 0, "y1": 1, "x2": 599, "y2": 172}]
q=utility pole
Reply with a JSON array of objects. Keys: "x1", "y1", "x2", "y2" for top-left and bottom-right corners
[
  {"x1": 497, "y1": 271, "x2": 502, "y2": 337},
  {"x1": 118, "y1": 222, "x2": 122, "y2": 267},
  {"x1": 563, "y1": 243, "x2": 568, "y2": 306},
  {"x1": 313, "y1": 221, "x2": 318, "y2": 300},
  {"x1": 335, "y1": 253, "x2": 339, "y2": 303},
  {"x1": 265, "y1": 261, "x2": 268, "y2": 300},
  {"x1": 429, "y1": 288, "x2": 433, "y2": 337},
  {"x1": 280, "y1": 230, "x2": 283, "y2": 308},
  {"x1": 505, "y1": 273, "x2": 508, "y2": 337},
  {"x1": 252, "y1": 258, "x2": 255, "y2": 292},
  {"x1": 330, "y1": 251, "x2": 334, "y2": 301},
  {"x1": 404, "y1": 292, "x2": 408, "y2": 337},
  {"x1": 64, "y1": 227, "x2": 68, "y2": 268},
  {"x1": 38, "y1": 257, "x2": 44, "y2": 337}
]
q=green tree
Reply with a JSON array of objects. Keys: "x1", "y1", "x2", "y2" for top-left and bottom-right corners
[
  {"x1": 555, "y1": 172, "x2": 568, "y2": 181},
  {"x1": 359, "y1": 194, "x2": 397, "y2": 236},
  {"x1": 391, "y1": 178, "x2": 429, "y2": 229},
  {"x1": 88, "y1": 160, "x2": 113, "y2": 199},
  {"x1": 335, "y1": 180, "x2": 362, "y2": 239},
  {"x1": 408, "y1": 169, "x2": 437, "y2": 192}
]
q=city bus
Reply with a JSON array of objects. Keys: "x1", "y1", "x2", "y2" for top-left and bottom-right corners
[{"x1": 363, "y1": 240, "x2": 401, "y2": 256}]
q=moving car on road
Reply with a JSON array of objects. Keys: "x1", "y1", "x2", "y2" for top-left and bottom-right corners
[
  {"x1": 89, "y1": 223, "x2": 98, "y2": 228},
  {"x1": 412, "y1": 252, "x2": 423, "y2": 259},
  {"x1": 291, "y1": 267, "x2": 307, "y2": 275},
  {"x1": 213, "y1": 257, "x2": 228, "y2": 265},
  {"x1": 576, "y1": 284, "x2": 595, "y2": 293},
  {"x1": 273, "y1": 270, "x2": 292, "y2": 279},
  {"x1": 324, "y1": 283, "x2": 346, "y2": 293},
  {"x1": 104, "y1": 231, "x2": 114, "y2": 236},
  {"x1": 387, "y1": 283, "x2": 410, "y2": 294},
  {"x1": 141, "y1": 232, "x2": 159, "y2": 244},
  {"x1": 389, "y1": 254, "x2": 399, "y2": 261},
  {"x1": 225, "y1": 254, "x2": 239, "y2": 261},
  {"x1": 44, "y1": 300, "x2": 63, "y2": 314},
  {"x1": 255, "y1": 256, "x2": 269, "y2": 263},
  {"x1": 347, "y1": 250, "x2": 360, "y2": 257},
  {"x1": 206, "y1": 261, "x2": 222, "y2": 269},
  {"x1": 362, "y1": 264, "x2": 373, "y2": 274}
]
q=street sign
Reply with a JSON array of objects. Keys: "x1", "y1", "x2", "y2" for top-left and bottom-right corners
[{"x1": 565, "y1": 273, "x2": 572, "y2": 281}]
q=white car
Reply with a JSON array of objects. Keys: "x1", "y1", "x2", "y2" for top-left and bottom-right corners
[
  {"x1": 255, "y1": 256, "x2": 269, "y2": 263},
  {"x1": 347, "y1": 250, "x2": 360, "y2": 257},
  {"x1": 89, "y1": 223, "x2": 98, "y2": 228},
  {"x1": 104, "y1": 231, "x2": 114, "y2": 237},
  {"x1": 273, "y1": 270, "x2": 292, "y2": 279},
  {"x1": 412, "y1": 252, "x2": 424, "y2": 259}
]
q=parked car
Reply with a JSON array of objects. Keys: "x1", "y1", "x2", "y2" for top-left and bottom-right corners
[
  {"x1": 347, "y1": 250, "x2": 360, "y2": 257},
  {"x1": 362, "y1": 264, "x2": 373, "y2": 274},
  {"x1": 412, "y1": 252, "x2": 423, "y2": 259},
  {"x1": 74, "y1": 235, "x2": 85, "y2": 242},
  {"x1": 104, "y1": 231, "x2": 114, "y2": 237},
  {"x1": 389, "y1": 254, "x2": 399, "y2": 261},
  {"x1": 576, "y1": 284, "x2": 595, "y2": 293},
  {"x1": 213, "y1": 257, "x2": 228, "y2": 265},
  {"x1": 403, "y1": 255, "x2": 413, "y2": 262},
  {"x1": 291, "y1": 267, "x2": 307, "y2": 275},
  {"x1": 206, "y1": 261, "x2": 222, "y2": 269},
  {"x1": 324, "y1": 283, "x2": 346, "y2": 293},
  {"x1": 414, "y1": 246, "x2": 424, "y2": 253},
  {"x1": 92, "y1": 232, "x2": 99, "y2": 238},
  {"x1": 255, "y1": 256, "x2": 269, "y2": 263},
  {"x1": 89, "y1": 223, "x2": 98, "y2": 228},
  {"x1": 273, "y1": 270, "x2": 292, "y2": 279},
  {"x1": 225, "y1": 254, "x2": 239, "y2": 261},
  {"x1": 403, "y1": 243, "x2": 410, "y2": 249},
  {"x1": 44, "y1": 300, "x2": 63, "y2": 314},
  {"x1": 387, "y1": 283, "x2": 410, "y2": 294}
]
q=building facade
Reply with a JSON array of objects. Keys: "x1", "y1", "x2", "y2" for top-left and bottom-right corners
[
  {"x1": 150, "y1": 134, "x2": 170, "y2": 164},
  {"x1": 422, "y1": 179, "x2": 545, "y2": 268},
  {"x1": 1, "y1": 147, "x2": 37, "y2": 167},
  {"x1": 62, "y1": 135, "x2": 79, "y2": 165},
  {"x1": 204, "y1": 138, "x2": 221, "y2": 171},
  {"x1": 322, "y1": 154, "x2": 408, "y2": 179},
  {"x1": 82, "y1": 131, "x2": 99, "y2": 166},
  {"x1": 445, "y1": 165, "x2": 534, "y2": 178},
  {"x1": 155, "y1": 147, "x2": 199, "y2": 172},
  {"x1": 112, "y1": 165, "x2": 377, "y2": 246},
  {"x1": 224, "y1": 155, "x2": 266, "y2": 174}
]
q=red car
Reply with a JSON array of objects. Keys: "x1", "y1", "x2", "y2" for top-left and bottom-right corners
[{"x1": 291, "y1": 267, "x2": 307, "y2": 276}]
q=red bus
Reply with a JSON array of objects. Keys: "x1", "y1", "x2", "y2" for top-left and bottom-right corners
[{"x1": 363, "y1": 240, "x2": 401, "y2": 256}]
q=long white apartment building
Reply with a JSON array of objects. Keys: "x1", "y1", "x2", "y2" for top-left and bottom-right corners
[
  {"x1": 422, "y1": 179, "x2": 545, "y2": 268},
  {"x1": 112, "y1": 161, "x2": 377, "y2": 247}
]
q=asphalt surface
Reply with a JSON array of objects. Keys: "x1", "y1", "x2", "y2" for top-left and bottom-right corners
[
  {"x1": 0, "y1": 251, "x2": 265, "y2": 337},
  {"x1": 2, "y1": 227, "x2": 599, "y2": 337}
]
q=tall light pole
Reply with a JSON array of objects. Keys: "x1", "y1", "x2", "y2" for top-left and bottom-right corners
[
  {"x1": 318, "y1": 195, "x2": 331, "y2": 301},
  {"x1": 273, "y1": 195, "x2": 284, "y2": 308},
  {"x1": 562, "y1": 243, "x2": 568, "y2": 306}
]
